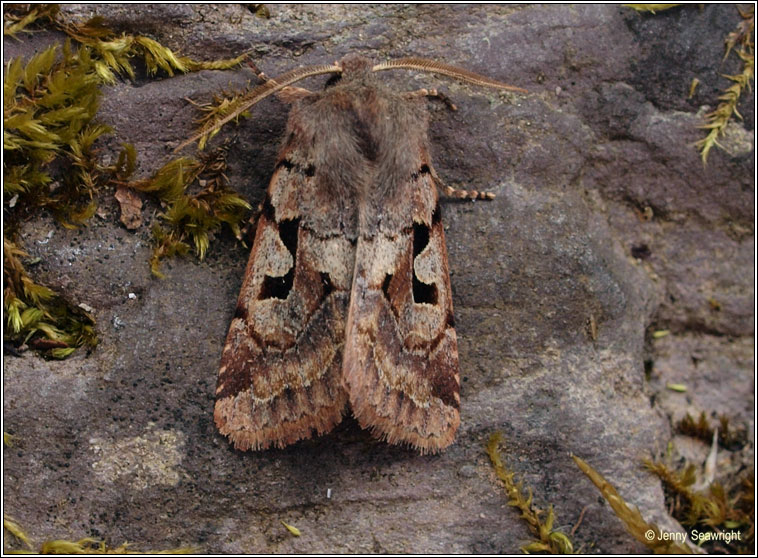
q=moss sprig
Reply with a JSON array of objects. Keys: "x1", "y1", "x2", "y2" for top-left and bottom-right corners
[
  {"x1": 183, "y1": 91, "x2": 255, "y2": 150},
  {"x1": 3, "y1": 515, "x2": 195, "y2": 554},
  {"x1": 623, "y1": 4, "x2": 683, "y2": 14},
  {"x1": 4, "y1": 5, "x2": 247, "y2": 84},
  {"x1": 3, "y1": 4, "x2": 60, "y2": 37},
  {"x1": 696, "y1": 6, "x2": 754, "y2": 163},
  {"x1": 3, "y1": 515, "x2": 33, "y2": 551},
  {"x1": 37, "y1": 537, "x2": 195, "y2": 554},
  {"x1": 58, "y1": 16, "x2": 247, "y2": 84},
  {"x1": 572, "y1": 455, "x2": 693, "y2": 553},
  {"x1": 486, "y1": 433, "x2": 574, "y2": 553}
]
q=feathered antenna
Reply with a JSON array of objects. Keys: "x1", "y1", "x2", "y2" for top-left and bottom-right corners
[
  {"x1": 175, "y1": 63, "x2": 341, "y2": 152},
  {"x1": 372, "y1": 57, "x2": 527, "y2": 93}
]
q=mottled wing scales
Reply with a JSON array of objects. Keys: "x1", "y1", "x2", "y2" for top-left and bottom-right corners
[
  {"x1": 343, "y1": 168, "x2": 461, "y2": 454},
  {"x1": 215, "y1": 163, "x2": 353, "y2": 450}
]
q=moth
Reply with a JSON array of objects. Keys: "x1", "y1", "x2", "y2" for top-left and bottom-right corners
[{"x1": 205, "y1": 54, "x2": 525, "y2": 454}]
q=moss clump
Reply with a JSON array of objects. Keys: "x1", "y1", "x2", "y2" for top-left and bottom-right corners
[
  {"x1": 643, "y1": 459, "x2": 753, "y2": 552},
  {"x1": 660, "y1": 411, "x2": 752, "y2": 553},
  {"x1": 4, "y1": 40, "x2": 126, "y2": 227},
  {"x1": 127, "y1": 142, "x2": 252, "y2": 277},
  {"x1": 3, "y1": 36, "x2": 127, "y2": 356},
  {"x1": 486, "y1": 433, "x2": 574, "y2": 553},
  {"x1": 5, "y1": 5, "x2": 247, "y2": 83},
  {"x1": 3, "y1": 4, "x2": 60, "y2": 37},
  {"x1": 676, "y1": 412, "x2": 747, "y2": 451},
  {"x1": 5, "y1": 509, "x2": 194, "y2": 554},
  {"x1": 56, "y1": 15, "x2": 247, "y2": 84},
  {"x1": 3, "y1": 525, "x2": 194, "y2": 554},
  {"x1": 4, "y1": 237, "x2": 97, "y2": 358},
  {"x1": 4, "y1": 515, "x2": 33, "y2": 551},
  {"x1": 37, "y1": 537, "x2": 195, "y2": 554},
  {"x1": 3, "y1": 4, "x2": 250, "y2": 355}
]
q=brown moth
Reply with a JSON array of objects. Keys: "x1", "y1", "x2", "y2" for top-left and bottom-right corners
[{"x1": 208, "y1": 55, "x2": 525, "y2": 454}]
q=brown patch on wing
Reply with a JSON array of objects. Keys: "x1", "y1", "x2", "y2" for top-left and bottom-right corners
[
  {"x1": 214, "y1": 163, "x2": 354, "y2": 451},
  {"x1": 342, "y1": 169, "x2": 460, "y2": 454}
]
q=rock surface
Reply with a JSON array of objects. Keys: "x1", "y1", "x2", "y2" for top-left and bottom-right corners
[{"x1": 4, "y1": 4, "x2": 753, "y2": 553}]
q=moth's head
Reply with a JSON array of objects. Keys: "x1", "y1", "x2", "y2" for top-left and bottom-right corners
[
  {"x1": 323, "y1": 55, "x2": 376, "y2": 89},
  {"x1": 337, "y1": 54, "x2": 374, "y2": 77}
]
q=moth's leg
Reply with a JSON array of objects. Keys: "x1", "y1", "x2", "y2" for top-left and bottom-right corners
[
  {"x1": 248, "y1": 60, "x2": 314, "y2": 102},
  {"x1": 403, "y1": 88, "x2": 458, "y2": 112},
  {"x1": 429, "y1": 164, "x2": 496, "y2": 200}
]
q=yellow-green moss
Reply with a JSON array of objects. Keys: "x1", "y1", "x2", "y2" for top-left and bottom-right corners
[
  {"x1": 572, "y1": 455, "x2": 693, "y2": 553},
  {"x1": 676, "y1": 412, "x2": 747, "y2": 450},
  {"x1": 128, "y1": 143, "x2": 252, "y2": 278},
  {"x1": 486, "y1": 433, "x2": 574, "y2": 554},
  {"x1": 644, "y1": 457, "x2": 753, "y2": 552},
  {"x1": 623, "y1": 4, "x2": 683, "y2": 14},
  {"x1": 4, "y1": 237, "x2": 97, "y2": 357},
  {"x1": 4, "y1": 515, "x2": 33, "y2": 551},
  {"x1": 5, "y1": 510, "x2": 194, "y2": 554},
  {"x1": 281, "y1": 520, "x2": 302, "y2": 537},
  {"x1": 3, "y1": 4, "x2": 250, "y2": 354},
  {"x1": 696, "y1": 7, "x2": 754, "y2": 163}
]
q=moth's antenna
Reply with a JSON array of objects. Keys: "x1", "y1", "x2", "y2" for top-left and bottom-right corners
[
  {"x1": 176, "y1": 63, "x2": 342, "y2": 152},
  {"x1": 372, "y1": 57, "x2": 527, "y2": 93}
]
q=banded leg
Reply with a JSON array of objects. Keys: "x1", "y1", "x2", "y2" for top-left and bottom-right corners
[
  {"x1": 404, "y1": 88, "x2": 458, "y2": 111},
  {"x1": 429, "y1": 164, "x2": 496, "y2": 200}
]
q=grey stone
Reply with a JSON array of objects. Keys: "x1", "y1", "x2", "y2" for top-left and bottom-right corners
[{"x1": 3, "y1": 4, "x2": 753, "y2": 553}]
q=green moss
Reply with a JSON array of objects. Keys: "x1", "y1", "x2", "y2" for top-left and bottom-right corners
[
  {"x1": 4, "y1": 515, "x2": 33, "y2": 551},
  {"x1": 4, "y1": 40, "x2": 116, "y2": 224},
  {"x1": 4, "y1": 237, "x2": 97, "y2": 357},
  {"x1": 3, "y1": 4, "x2": 60, "y2": 37},
  {"x1": 623, "y1": 4, "x2": 683, "y2": 14},
  {"x1": 37, "y1": 537, "x2": 195, "y2": 554},
  {"x1": 281, "y1": 520, "x2": 302, "y2": 537},
  {"x1": 2, "y1": 525, "x2": 195, "y2": 554},
  {"x1": 696, "y1": 7, "x2": 754, "y2": 163},
  {"x1": 644, "y1": 459, "x2": 753, "y2": 552},
  {"x1": 179, "y1": 91, "x2": 255, "y2": 151},
  {"x1": 486, "y1": 433, "x2": 574, "y2": 553},
  {"x1": 128, "y1": 142, "x2": 252, "y2": 277},
  {"x1": 676, "y1": 412, "x2": 747, "y2": 451},
  {"x1": 3, "y1": 5, "x2": 250, "y2": 355},
  {"x1": 6, "y1": 506, "x2": 194, "y2": 554},
  {"x1": 572, "y1": 455, "x2": 693, "y2": 554}
]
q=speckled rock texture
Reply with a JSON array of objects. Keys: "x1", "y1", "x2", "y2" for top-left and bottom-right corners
[{"x1": 4, "y1": 4, "x2": 753, "y2": 553}]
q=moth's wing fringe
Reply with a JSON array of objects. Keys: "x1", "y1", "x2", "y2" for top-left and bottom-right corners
[
  {"x1": 372, "y1": 57, "x2": 528, "y2": 93},
  {"x1": 175, "y1": 63, "x2": 342, "y2": 152},
  {"x1": 215, "y1": 388, "x2": 348, "y2": 451},
  {"x1": 347, "y1": 382, "x2": 459, "y2": 456},
  {"x1": 343, "y1": 336, "x2": 461, "y2": 455}
]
